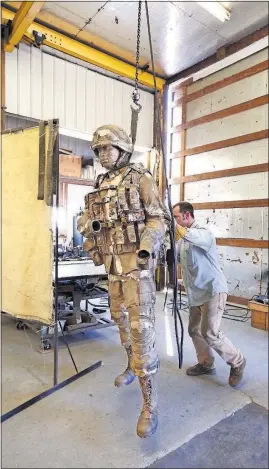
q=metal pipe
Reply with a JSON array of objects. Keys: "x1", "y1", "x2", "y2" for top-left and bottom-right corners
[
  {"x1": 1, "y1": 45, "x2": 6, "y2": 131},
  {"x1": 92, "y1": 220, "x2": 101, "y2": 233},
  {"x1": 53, "y1": 120, "x2": 60, "y2": 386}
]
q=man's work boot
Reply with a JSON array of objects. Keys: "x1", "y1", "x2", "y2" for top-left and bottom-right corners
[
  {"x1": 229, "y1": 357, "x2": 246, "y2": 387},
  {"x1": 114, "y1": 345, "x2": 136, "y2": 387},
  {"x1": 186, "y1": 363, "x2": 216, "y2": 376},
  {"x1": 137, "y1": 375, "x2": 158, "y2": 438}
]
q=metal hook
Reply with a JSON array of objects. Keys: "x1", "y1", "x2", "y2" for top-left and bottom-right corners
[{"x1": 131, "y1": 102, "x2": 142, "y2": 113}]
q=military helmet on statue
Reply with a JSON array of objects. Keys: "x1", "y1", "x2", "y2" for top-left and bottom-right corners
[{"x1": 91, "y1": 125, "x2": 133, "y2": 168}]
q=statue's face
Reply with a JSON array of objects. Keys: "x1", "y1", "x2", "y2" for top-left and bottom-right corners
[{"x1": 98, "y1": 144, "x2": 120, "y2": 170}]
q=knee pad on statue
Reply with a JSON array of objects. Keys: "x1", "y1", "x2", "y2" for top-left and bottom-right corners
[
  {"x1": 111, "y1": 309, "x2": 128, "y2": 326},
  {"x1": 111, "y1": 309, "x2": 130, "y2": 345},
  {"x1": 130, "y1": 352, "x2": 159, "y2": 377},
  {"x1": 130, "y1": 317, "x2": 155, "y2": 350}
]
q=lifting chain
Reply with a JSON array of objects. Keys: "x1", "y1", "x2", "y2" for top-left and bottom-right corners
[
  {"x1": 132, "y1": 0, "x2": 142, "y2": 106},
  {"x1": 130, "y1": 0, "x2": 142, "y2": 147}
]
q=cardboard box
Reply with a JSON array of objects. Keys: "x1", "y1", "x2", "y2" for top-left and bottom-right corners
[
  {"x1": 248, "y1": 300, "x2": 268, "y2": 331},
  {"x1": 59, "y1": 154, "x2": 82, "y2": 178}
]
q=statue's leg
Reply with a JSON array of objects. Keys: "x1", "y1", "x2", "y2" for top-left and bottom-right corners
[
  {"x1": 108, "y1": 274, "x2": 135, "y2": 387},
  {"x1": 123, "y1": 270, "x2": 159, "y2": 438}
]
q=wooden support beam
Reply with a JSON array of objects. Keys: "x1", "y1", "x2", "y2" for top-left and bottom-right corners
[
  {"x1": 59, "y1": 176, "x2": 95, "y2": 186},
  {"x1": 172, "y1": 60, "x2": 269, "y2": 107},
  {"x1": 171, "y1": 163, "x2": 269, "y2": 185},
  {"x1": 174, "y1": 77, "x2": 193, "y2": 91},
  {"x1": 4, "y1": 2, "x2": 46, "y2": 53},
  {"x1": 170, "y1": 129, "x2": 269, "y2": 159},
  {"x1": 227, "y1": 296, "x2": 248, "y2": 306},
  {"x1": 216, "y1": 238, "x2": 268, "y2": 249},
  {"x1": 192, "y1": 199, "x2": 269, "y2": 210},
  {"x1": 159, "y1": 85, "x2": 169, "y2": 202},
  {"x1": 171, "y1": 95, "x2": 269, "y2": 133},
  {"x1": 180, "y1": 86, "x2": 187, "y2": 201}
]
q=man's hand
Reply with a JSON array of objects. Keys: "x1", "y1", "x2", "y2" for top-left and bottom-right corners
[{"x1": 175, "y1": 224, "x2": 187, "y2": 241}]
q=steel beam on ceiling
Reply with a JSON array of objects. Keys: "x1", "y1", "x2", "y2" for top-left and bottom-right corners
[
  {"x1": 4, "y1": 2, "x2": 45, "y2": 53},
  {"x1": 1, "y1": 7, "x2": 165, "y2": 90}
]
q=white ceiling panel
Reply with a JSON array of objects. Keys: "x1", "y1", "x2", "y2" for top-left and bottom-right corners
[{"x1": 6, "y1": 1, "x2": 269, "y2": 78}]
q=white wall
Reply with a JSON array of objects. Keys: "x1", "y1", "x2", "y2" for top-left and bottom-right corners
[
  {"x1": 186, "y1": 105, "x2": 268, "y2": 148},
  {"x1": 5, "y1": 44, "x2": 154, "y2": 149},
  {"x1": 169, "y1": 46, "x2": 269, "y2": 299}
]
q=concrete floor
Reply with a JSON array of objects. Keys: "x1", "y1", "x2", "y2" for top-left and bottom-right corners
[
  {"x1": 149, "y1": 403, "x2": 268, "y2": 468},
  {"x1": 1, "y1": 292, "x2": 268, "y2": 468}
]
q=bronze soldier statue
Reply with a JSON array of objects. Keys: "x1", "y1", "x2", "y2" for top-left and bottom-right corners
[{"x1": 77, "y1": 125, "x2": 170, "y2": 438}]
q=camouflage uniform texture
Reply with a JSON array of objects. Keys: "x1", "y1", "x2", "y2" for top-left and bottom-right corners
[{"x1": 78, "y1": 163, "x2": 170, "y2": 377}]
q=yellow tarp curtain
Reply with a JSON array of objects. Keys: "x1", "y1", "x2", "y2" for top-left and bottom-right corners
[{"x1": 2, "y1": 125, "x2": 54, "y2": 324}]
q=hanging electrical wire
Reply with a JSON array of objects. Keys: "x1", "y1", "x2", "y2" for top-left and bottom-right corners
[
  {"x1": 144, "y1": 1, "x2": 184, "y2": 368},
  {"x1": 130, "y1": 1, "x2": 184, "y2": 368},
  {"x1": 74, "y1": 1, "x2": 110, "y2": 37}
]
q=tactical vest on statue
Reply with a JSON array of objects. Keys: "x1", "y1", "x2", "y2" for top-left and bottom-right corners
[{"x1": 83, "y1": 164, "x2": 148, "y2": 258}]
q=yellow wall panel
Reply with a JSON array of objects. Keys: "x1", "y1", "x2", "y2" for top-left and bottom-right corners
[{"x1": 2, "y1": 126, "x2": 53, "y2": 324}]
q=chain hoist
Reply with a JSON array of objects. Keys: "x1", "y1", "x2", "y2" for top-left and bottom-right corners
[
  {"x1": 130, "y1": 0, "x2": 142, "y2": 147},
  {"x1": 132, "y1": 0, "x2": 142, "y2": 107}
]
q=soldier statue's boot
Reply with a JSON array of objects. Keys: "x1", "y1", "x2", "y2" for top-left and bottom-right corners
[
  {"x1": 137, "y1": 375, "x2": 158, "y2": 438},
  {"x1": 114, "y1": 345, "x2": 136, "y2": 387}
]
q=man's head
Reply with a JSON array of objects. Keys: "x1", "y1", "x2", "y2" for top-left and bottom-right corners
[
  {"x1": 91, "y1": 125, "x2": 133, "y2": 170},
  {"x1": 173, "y1": 202, "x2": 195, "y2": 228}
]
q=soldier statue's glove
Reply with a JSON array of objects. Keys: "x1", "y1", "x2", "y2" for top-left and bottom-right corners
[{"x1": 83, "y1": 240, "x2": 103, "y2": 266}]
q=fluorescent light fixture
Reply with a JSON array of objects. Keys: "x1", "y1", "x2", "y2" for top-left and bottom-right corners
[{"x1": 197, "y1": 1, "x2": 231, "y2": 22}]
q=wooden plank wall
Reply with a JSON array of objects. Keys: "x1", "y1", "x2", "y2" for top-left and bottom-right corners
[{"x1": 168, "y1": 47, "x2": 269, "y2": 302}]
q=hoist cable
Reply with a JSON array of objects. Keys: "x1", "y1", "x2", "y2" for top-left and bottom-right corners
[{"x1": 144, "y1": 0, "x2": 184, "y2": 368}]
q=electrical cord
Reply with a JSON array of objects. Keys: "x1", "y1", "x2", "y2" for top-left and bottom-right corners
[
  {"x1": 223, "y1": 304, "x2": 251, "y2": 322},
  {"x1": 165, "y1": 296, "x2": 189, "y2": 311},
  {"x1": 145, "y1": 0, "x2": 184, "y2": 368}
]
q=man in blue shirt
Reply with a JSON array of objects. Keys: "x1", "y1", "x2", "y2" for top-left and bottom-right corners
[{"x1": 173, "y1": 201, "x2": 246, "y2": 387}]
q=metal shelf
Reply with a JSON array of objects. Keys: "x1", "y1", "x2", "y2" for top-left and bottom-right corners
[{"x1": 59, "y1": 176, "x2": 95, "y2": 186}]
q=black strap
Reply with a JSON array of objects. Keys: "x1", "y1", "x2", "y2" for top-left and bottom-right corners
[
  {"x1": 95, "y1": 173, "x2": 106, "y2": 189},
  {"x1": 1, "y1": 361, "x2": 102, "y2": 423}
]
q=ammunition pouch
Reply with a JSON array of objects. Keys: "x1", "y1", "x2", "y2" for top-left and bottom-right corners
[
  {"x1": 83, "y1": 239, "x2": 103, "y2": 266},
  {"x1": 79, "y1": 165, "x2": 163, "y2": 265}
]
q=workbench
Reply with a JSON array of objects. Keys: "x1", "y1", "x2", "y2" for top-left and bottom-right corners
[
  {"x1": 56, "y1": 259, "x2": 106, "y2": 279},
  {"x1": 15, "y1": 259, "x2": 115, "y2": 351}
]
